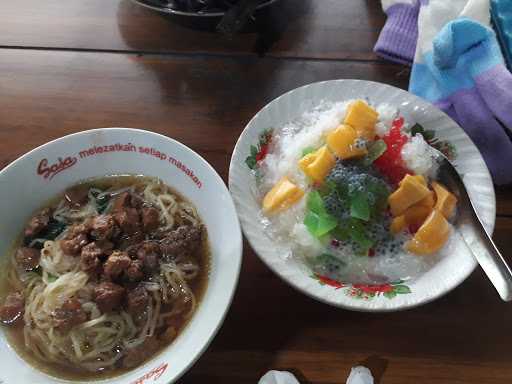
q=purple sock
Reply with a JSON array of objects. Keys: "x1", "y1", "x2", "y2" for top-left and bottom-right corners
[
  {"x1": 374, "y1": 2, "x2": 420, "y2": 65},
  {"x1": 475, "y1": 64, "x2": 512, "y2": 130},
  {"x1": 436, "y1": 88, "x2": 512, "y2": 185}
]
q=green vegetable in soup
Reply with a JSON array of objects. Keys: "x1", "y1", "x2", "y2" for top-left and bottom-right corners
[
  {"x1": 96, "y1": 195, "x2": 110, "y2": 214},
  {"x1": 24, "y1": 220, "x2": 67, "y2": 247},
  {"x1": 90, "y1": 189, "x2": 111, "y2": 214},
  {"x1": 44, "y1": 220, "x2": 67, "y2": 240},
  {"x1": 47, "y1": 273, "x2": 58, "y2": 283}
]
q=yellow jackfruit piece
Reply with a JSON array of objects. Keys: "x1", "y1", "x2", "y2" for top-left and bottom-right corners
[
  {"x1": 390, "y1": 205, "x2": 432, "y2": 235},
  {"x1": 403, "y1": 205, "x2": 432, "y2": 230},
  {"x1": 388, "y1": 174, "x2": 432, "y2": 216},
  {"x1": 298, "y1": 146, "x2": 336, "y2": 183},
  {"x1": 344, "y1": 100, "x2": 378, "y2": 141},
  {"x1": 326, "y1": 124, "x2": 367, "y2": 160},
  {"x1": 298, "y1": 153, "x2": 316, "y2": 171},
  {"x1": 414, "y1": 191, "x2": 435, "y2": 209},
  {"x1": 405, "y1": 210, "x2": 451, "y2": 255},
  {"x1": 432, "y1": 181, "x2": 457, "y2": 219},
  {"x1": 398, "y1": 176, "x2": 435, "y2": 209},
  {"x1": 400, "y1": 174, "x2": 427, "y2": 187},
  {"x1": 262, "y1": 176, "x2": 304, "y2": 214},
  {"x1": 390, "y1": 215, "x2": 407, "y2": 235}
]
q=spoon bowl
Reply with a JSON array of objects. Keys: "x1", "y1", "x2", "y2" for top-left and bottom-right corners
[{"x1": 435, "y1": 149, "x2": 512, "y2": 301}]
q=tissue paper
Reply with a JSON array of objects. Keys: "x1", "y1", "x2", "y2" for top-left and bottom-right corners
[
  {"x1": 258, "y1": 370, "x2": 301, "y2": 384},
  {"x1": 346, "y1": 366, "x2": 374, "y2": 384}
]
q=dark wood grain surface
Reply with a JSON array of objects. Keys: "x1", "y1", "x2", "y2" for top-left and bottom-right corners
[
  {"x1": 0, "y1": 0, "x2": 383, "y2": 60},
  {"x1": 1, "y1": 1, "x2": 512, "y2": 383}
]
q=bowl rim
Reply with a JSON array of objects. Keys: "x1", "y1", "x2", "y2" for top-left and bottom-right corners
[
  {"x1": 229, "y1": 79, "x2": 496, "y2": 313},
  {"x1": 0, "y1": 127, "x2": 244, "y2": 383},
  {"x1": 130, "y1": 0, "x2": 280, "y2": 17}
]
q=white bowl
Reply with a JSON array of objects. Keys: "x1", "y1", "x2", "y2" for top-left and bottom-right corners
[
  {"x1": 0, "y1": 128, "x2": 243, "y2": 383},
  {"x1": 229, "y1": 80, "x2": 495, "y2": 312}
]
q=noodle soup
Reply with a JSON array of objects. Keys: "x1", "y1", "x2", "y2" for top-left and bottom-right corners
[{"x1": 0, "y1": 175, "x2": 209, "y2": 380}]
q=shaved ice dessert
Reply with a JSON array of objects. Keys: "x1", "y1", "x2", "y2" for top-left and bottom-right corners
[{"x1": 248, "y1": 99, "x2": 458, "y2": 284}]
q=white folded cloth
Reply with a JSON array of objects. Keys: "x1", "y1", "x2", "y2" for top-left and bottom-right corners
[
  {"x1": 258, "y1": 366, "x2": 373, "y2": 384},
  {"x1": 346, "y1": 366, "x2": 374, "y2": 384},
  {"x1": 258, "y1": 371, "x2": 301, "y2": 384}
]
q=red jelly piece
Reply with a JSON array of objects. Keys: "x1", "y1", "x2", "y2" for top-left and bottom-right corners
[
  {"x1": 374, "y1": 117, "x2": 411, "y2": 184},
  {"x1": 256, "y1": 144, "x2": 269, "y2": 162}
]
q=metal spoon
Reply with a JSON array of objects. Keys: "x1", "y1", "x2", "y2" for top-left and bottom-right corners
[{"x1": 434, "y1": 148, "x2": 512, "y2": 301}]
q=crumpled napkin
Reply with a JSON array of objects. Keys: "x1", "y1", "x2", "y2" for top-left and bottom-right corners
[
  {"x1": 258, "y1": 371, "x2": 301, "y2": 384},
  {"x1": 258, "y1": 366, "x2": 374, "y2": 384},
  {"x1": 345, "y1": 367, "x2": 374, "y2": 384}
]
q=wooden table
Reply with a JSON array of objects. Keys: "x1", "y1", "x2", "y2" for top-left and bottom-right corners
[{"x1": 1, "y1": 1, "x2": 512, "y2": 383}]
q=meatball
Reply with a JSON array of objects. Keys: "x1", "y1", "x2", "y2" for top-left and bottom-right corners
[
  {"x1": 24, "y1": 208, "x2": 52, "y2": 238},
  {"x1": 136, "y1": 242, "x2": 161, "y2": 273},
  {"x1": 90, "y1": 214, "x2": 116, "y2": 240},
  {"x1": 103, "y1": 251, "x2": 131, "y2": 280},
  {"x1": 125, "y1": 260, "x2": 144, "y2": 283},
  {"x1": 53, "y1": 298, "x2": 88, "y2": 331},
  {"x1": 60, "y1": 233, "x2": 89, "y2": 255},
  {"x1": 60, "y1": 223, "x2": 91, "y2": 255},
  {"x1": 112, "y1": 191, "x2": 132, "y2": 211},
  {"x1": 130, "y1": 194, "x2": 144, "y2": 209},
  {"x1": 93, "y1": 282, "x2": 125, "y2": 313},
  {"x1": 68, "y1": 222, "x2": 91, "y2": 238},
  {"x1": 126, "y1": 285, "x2": 150, "y2": 317},
  {"x1": 15, "y1": 247, "x2": 40, "y2": 271},
  {"x1": 0, "y1": 292, "x2": 24, "y2": 325},
  {"x1": 118, "y1": 232, "x2": 145, "y2": 252},
  {"x1": 141, "y1": 207, "x2": 160, "y2": 233},
  {"x1": 160, "y1": 226, "x2": 202, "y2": 259},
  {"x1": 80, "y1": 241, "x2": 113, "y2": 275},
  {"x1": 114, "y1": 208, "x2": 141, "y2": 235}
]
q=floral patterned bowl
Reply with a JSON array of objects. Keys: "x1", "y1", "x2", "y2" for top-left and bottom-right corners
[{"x1": 229, "y1": 80, "x2": 496, "y2": 311}]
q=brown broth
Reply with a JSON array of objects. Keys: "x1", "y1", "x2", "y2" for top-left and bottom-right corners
[{"x1": 0, "y1": 175, "x2": 210, "y2": 381}]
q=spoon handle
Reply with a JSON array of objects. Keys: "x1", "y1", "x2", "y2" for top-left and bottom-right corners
[{"x1": 460, "y1": 203, "x2": 512, "y2": 301}]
